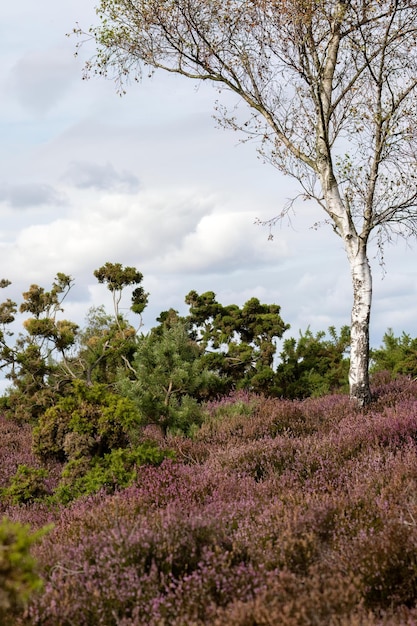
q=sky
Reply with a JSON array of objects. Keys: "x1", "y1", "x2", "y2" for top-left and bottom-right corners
[{"x1": 1, "y1": 0, "x2": 416, "y2": 363}]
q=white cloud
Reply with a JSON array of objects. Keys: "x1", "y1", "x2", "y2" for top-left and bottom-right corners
[
  {"x1": 154, "y1": 209, "x2": 288, "y2": 274},
  {"x1": 0, "y1": 185, "x2": 289, "y2": 286}
]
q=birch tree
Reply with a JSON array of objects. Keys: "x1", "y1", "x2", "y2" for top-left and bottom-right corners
[{"x1": 77, "y1": 0, "x2": 417, "y2": 405}]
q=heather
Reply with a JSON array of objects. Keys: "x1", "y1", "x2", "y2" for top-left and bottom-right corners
[{"x1": 0, "y1": 376, "x2": 415, "y2": 624}]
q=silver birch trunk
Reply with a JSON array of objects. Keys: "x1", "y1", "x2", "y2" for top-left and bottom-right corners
[
  {"x1": 346, "y1": 238, "x2": 372, "y2": 406},
  {"x1": 321, "y1": 179, "x2": 372, "y2": 406}
]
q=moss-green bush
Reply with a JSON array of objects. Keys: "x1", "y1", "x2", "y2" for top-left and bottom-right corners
[
  {"x1": 55, "y1": 444, "x2": 174, "y2": 504},
  {"x1": 32, "y1": 379, "x2": 142, "y2": 462},
  {"x1": 0, "y1": 517, "x2": 51, "y2": 625},
  {"x1": 1, "y1": 464, "x2": 49, "y2": 505}
]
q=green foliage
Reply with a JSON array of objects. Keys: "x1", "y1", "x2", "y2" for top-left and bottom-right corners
[
  {"x1": 32, "y1": 379, "x2": 142, "y2": 462},
  {"x1": 65, "y1": 263, "x2": 150, "y2": 385},
  {"x1": 1, "y1": 465, "x2": 49, "y2": 505},
  {"x1": 55, "y1": 444, "x2": 172, "y2": 504},
  {"x1": 17, "y1": 273, "x2": 77, "y2": 388},
  {"x1": 0, "y1": 265, "x2": 147, "y2": 421},
  {"x1": 75, "y1": 305, "x2": 138, "y2": 384},
  {"x1": 276, "y1": 326, "x2": 350, "y2": 399},
  {"x1": 94, "y1": 262, "x2": 149, "y2": 317},
  {"x1": 20, "y1": 273, "x2": 73, "y2": 317},
  {"x1": 155, "y1": 300, "x2": 351, "y2": 400},
  {"x1": 118, "y1": 322, "x2": 220, "y2": 435},
  {"x1": 183, "y1": 290, "x2": 289, "y2": 394},
  {"x1": 4, "y1": 387, "x2": 58, "y2": 424},
  {"x1": 370, "y1": 329, "x2": 417, "y2": 378},
  {"x1": 0, "y1": 274, "x2": 77, "y2": 421},
  {"x1": 0, "y1": 517, "x2": 51, "y2": 625},
  {"x1": 30, "y1": 379, "x2": 174, "y2": 503}
]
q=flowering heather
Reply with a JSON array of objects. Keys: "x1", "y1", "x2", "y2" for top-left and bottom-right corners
[
  {"x1": 0, "y1": 416, "x2": 35, "y2": 489},
  {"x1": 3, "y1": 375, "x2": 417, "y2": 624}
]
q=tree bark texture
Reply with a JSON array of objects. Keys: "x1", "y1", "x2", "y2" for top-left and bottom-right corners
[
  {"x1": 321, "y1": 181, "x2": 372, "y2": 406},
  {"x1": 346, "y1": 238, "x2": 372, "y2": 407}
]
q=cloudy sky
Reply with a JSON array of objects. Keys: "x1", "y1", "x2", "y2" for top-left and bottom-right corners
[{"x1": 1, "y1": 0, "x2": 416, "y2": 358}]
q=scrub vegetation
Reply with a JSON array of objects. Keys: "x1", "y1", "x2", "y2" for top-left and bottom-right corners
[{"x1": 0, "y1": 265, "x2": 417, "y2": 623}]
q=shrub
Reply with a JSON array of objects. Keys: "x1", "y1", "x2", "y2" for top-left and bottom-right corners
[
  {"x1": 370, "y1": 329, "x2": 417, "y2": 378},
  {"x1": 0, "y1": 416, "x2": 62, "y2": 514},
  {"x1": 275, "y1": 325, "x2": 350, "y2": 399},
  {"x1": 29, "y1": 379, "x2": 174, "y2": 503},
  {"x1": 0, "y1": 517, "x2": 51, "y2": 625},
  {"x1": 54, "y1": 444, "x2": 174, "y2": 504},
  {"x1": 118, "y1": 322, "x2": 219, "y2": 435},
  {"x1": 32, "y1": 380, "x2": 142, "y2": 462},
  {"x1": 358, "y1": 518, "x2": 417, "y2": 609},
  {"x1": 1, "y1": 465, "x2": 49, "y2": 505},
  {"x1": 199, "y1": 392, "x2": 352, "y2": 445}
]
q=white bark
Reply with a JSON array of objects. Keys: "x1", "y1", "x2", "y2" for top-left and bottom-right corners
[
  {"x1": 347, "y1": 239, "x2": 372, "y2": 406},
  {"x1": 322, "y1": 180, "x2": 372, "y2": 406}
]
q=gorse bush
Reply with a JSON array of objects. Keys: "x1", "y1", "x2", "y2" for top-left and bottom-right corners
[
  {"x1": 32, "y1": 380, "x2": 142, "y2": 462},
  {"x1": 54, "y1": 444, "x2": 173, "y2": 504},
  {"x1": 0, "y1": 518, "x2": 51, "y2": 626},
  {"x1": 27, "y1": 379, "x2": 172, "y2": 503},
  {"x1": 1, "y1": 465, "x2": 49, "y2": 505}
]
